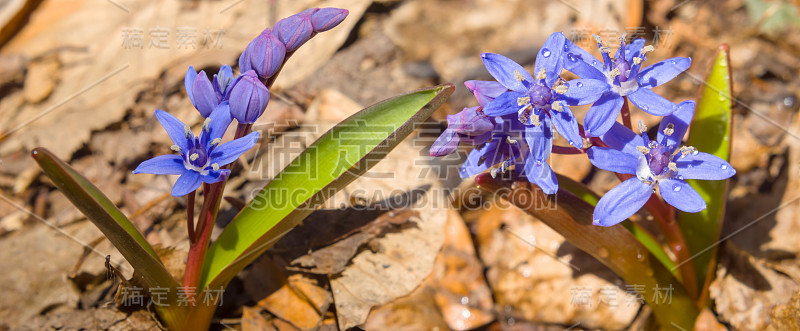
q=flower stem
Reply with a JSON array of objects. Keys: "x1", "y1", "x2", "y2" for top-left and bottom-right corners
[
  {"x1": 551, "y1": 145, "x2": 585, "y2": 154},
  {"x1": 621, "y1": 96, "x2": 633, "y2": 130},
  {"x1": 183, "y1": 123, "x2": 253, "y2": 299},
  {"x1": 187, "y1": 190, "x2": 196, "y2": 243}
]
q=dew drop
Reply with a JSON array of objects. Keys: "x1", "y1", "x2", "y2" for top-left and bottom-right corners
[
  {"x1": 576, "y1": 82, "x2": 584, "y2": 88},
  {"x1": 542, "y1": 48, "x2": 551, "y2": 58},
  {"x1": 507, "y1": 318, "x2": 516, "y2": 326},
  {"x1": 677, "y1": 175, "x2": 684, "y2": 180},
  {"x1": 598, "y1": 247, "x2": 610, "y2": 258},
  {"x1": 670, "y1": 60, "x2": 677, "y2": 65},
  {"x1": 642, "y1": 105, "x2": 649, "y2": 111},
  {"x1": 636, "y1": 252, "x2": 646, "y2": 262},
  {"x1": 461, "y1": 309, "x2": 471, "y2": 319},
  {"x1": 721, "y1": 164, "x2": 728, "y2": 170},
  {"x1": 672, "y1": 184, "x2": 682, "y2": 192},
  {"x1": 460, "y1": 296, "x2": 470, "y2": 305},
  {"x1": 567, "y1": 53, "x2": 578, "y2": 62}
]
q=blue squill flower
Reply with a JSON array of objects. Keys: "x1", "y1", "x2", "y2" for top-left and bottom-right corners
[
  {"x1": 464, "y1": 80, "x2": 507, "y2": 106},
  {"x1": 185, "y1": 66, "x2": 224, "y2": 118},
  {"x1": 133, "y1": 105, "x2": 260, "y2": 196},
  {"x1": 479, "y1": 32, "x2": 604, "y2": 193},
  {"x1": 563, "y1": 34, "x2": 691, "y2": 136},
  {"x1": 227, "y1": 70, "x2": 270, "y2": 124},
  {"x1": 429, "y1": 106, "x2": 494, "y2": 157},
  {"x1": 239, "y1": 28, "x2": 287, "y2": 80},
  {"x1": 213, "y1": 65, "x2": 235, "y2": 99},
  {"x1": 587, "y1": 101, "x2": 735, "y2": 226}
]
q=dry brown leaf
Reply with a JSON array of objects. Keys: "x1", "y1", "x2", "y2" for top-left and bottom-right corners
[
  {"x1": 326, "y1": 140, "x2": 448, "y2": 329},
  {"x1": 472, "y1": 203, "x2": 639, "y2": 330},
  {"x1": 241, "y1": 306, "x2": 275, "y2": 331}
]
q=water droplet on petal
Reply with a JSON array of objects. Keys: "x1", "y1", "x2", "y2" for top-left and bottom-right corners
[
  {"x1": 721, "y1": 164, "x2": 728, "y2": 170},
  {"x1": 460, "y1": 296, "x2": 470, "y2": 305},
  {"x1": 461, "y1": 309, "x2": 471, "y2": 319},
  {"x1": 576, "y1": 82, "x2": 584, "y2": 88},
  {"x1": 677, "y1": 175, "x2": 684, "y2": 180},
  {"x1": 670, "y1": 60, "x2": 677, "y2": 65},
  {"x1": 672, "y1": 184, "x2": 682, "y2": 192},
  {"x1": 642, "y1": 105, "x2": 649, "y2": 111},
  {"x1": 542, "y1": 48, "x2": 551, "y2": 58},
  {"x1": 567, "y1": 53, "x2": 578, "y2": 62}
]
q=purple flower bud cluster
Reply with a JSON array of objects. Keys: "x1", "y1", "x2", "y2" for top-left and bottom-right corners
[
  {"x1": 430, "y1": 32, "x2": 735, "y2": 226},
  {"x1": 134, "y1": 8, "x2": 348, "y2": 196}
]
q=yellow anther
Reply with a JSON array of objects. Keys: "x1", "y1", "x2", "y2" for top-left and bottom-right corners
[
  {"x1": 642, "y1": 45, "x2": 655, "y2": 53},
  {"x1": 609, "y1": 68, "x2": 621, "y2": 79},
  {"x1": 536, "y1": 68, "x2": 546, "y2": 80},
  {"x1": 211, "y1": 163, "x2": 220, "y2": 171},
  {"x1": 633, "y1": 57, "x2": 643, "y2": 65},
  {"x1": 636, "y1": 146, "x2": 650, "y2": 154},
  {"x1": 600, "y1": 46, "x2": 612, "y2": 54},
  {"x1": 506, "y1": 136, "x2": 518, "y2": 145},
  {"x1": 679, "y1": 146, "x2": 698, "y2": 157},
  {"x1": 170, "y1": 145, "x2": 181, "y2": 153},
  {"x1": 663, "y1": 123, "x2": 675, "y2": 136},
  {"x1": 551, "y1": 101, "x2": 563, "y2": 112},
  {"x1": 513, "y1": 70, "x2": 526, "y2": 82},
  {"x1": 554, "y1": 85, "x2": 568, "y2": 94},
  {"x1": 184, "y1": 124, "x2": 192, "y2": 138},
  {"x1": 638, "y1": 120, "x2": 647, "y2": 133},
  {"x1": 209, "y1": 138, "x2": 222, "y2": 146},
  {"x1": 668, "y1": 162, "x2": 678, "y2": 172},
  {"x1": 190, "y1": 153, "x2": 199, "y2": 161},
  {"x1": 517, "y1": 96, "x2": 531, "y2": 106},
  {"x1": 203, "y1": 118, "x2": 211, "y2": 132},
  {"x1": 531, "y1": 115, "x2": 541, "y2": 127}
]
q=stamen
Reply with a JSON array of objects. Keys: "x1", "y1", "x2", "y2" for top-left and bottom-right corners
[
  {"x1": 184, "y1": 124, "x2": 192, "y2": 138},
  {"x1": 211, "y1": 163, "x2": 220, "y2": 171},
  {"x1": 203, "y1": 118, "x2": 211, "y2": 132},
  {"x1": 679, "y1": 146, "x2": 698, "y2": 157},
  {"x1": 517, "y1": 96, "x2": 531, "y2": 106},
  {"x1": 582, "y1": 137, "x2": 593, "y2": 149},
  {"x1": 506, "y1": 136, "x2": 518, "y2": 145},
  {"x1": 551, "y1": 101, "x2": 563, "y2": 112},
  {"x1": 663, "y1": 123, "x2": 675, "y2": 136},
  {"x1": 609, "y1": 68, "x2": 621, "y2": 79},
  {"x1": 513, "y1": 70, "x2": 526, "y2": 82},
  {"x1": 554, "y1": 85, "x2": 568, "y2": 94},
  {"x1": 170, "y1": 145, "x2": 181, "y2": 153},
  {"x1": 190, "y1": 153, "x2": 199, "y2": 161},
  {"x1": 633, "y1": 57, "x2": 643, "y2": 65},
  {"x1": 642, "y1": 45, "x2": 655, "y2": 54},
  {"x1": 668, "y1": 162, "x2": 678, "y2": 172},
  {"x1": 209, "y1": 138, "x2": 222, "y2": 146},
  {"x1": 536, "y1": 68, "x2": 546, "y2": 80},
  {"x1": 600, "y1": 46, "x2": 612, "y2": 54},
  {"x1": 638, "y1": 120, "x2": 647, "y2": 133},
  {"x1": 636, "y1": 146, "x2": 650, "y2": 154},
  {"x1": 531, "y1": 115, "x2": 541, "y2": 127},
  {"x1": 490, "y1": 167, "x2": 499, "y2": 178}
]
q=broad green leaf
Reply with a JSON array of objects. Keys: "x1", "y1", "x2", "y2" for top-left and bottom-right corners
[
  {"x1": 476, "y1": 174, "x2": 699, "y2": 330},
  {"x1": 32, "y1": 148, "x2": 187, "y2": 328},
  {"x1": 678, "y1": 45, "x2": 733, "y2": 306},
  {"x1": 200, "y1": 84, "x2": 453, "y2": 291},
  {"x1": 556, "y1": 174, "x2": 677, "y2": 275}
]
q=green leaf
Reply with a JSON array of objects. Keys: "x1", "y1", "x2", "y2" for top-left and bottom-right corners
[
  {"x1": 678, "y1": 44, "x2": 733, "y2": 306},
  {"x1": 556, "y1": 174, "x2": 677, "y2": 275},
  {"x1": 32, "y1": 148, "x2": 187, "y2": 328},
  {"x1": 200, "y1": 84, "x2": 453, "y2": 291}
]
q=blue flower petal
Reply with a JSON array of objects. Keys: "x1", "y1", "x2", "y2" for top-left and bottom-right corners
[
  {"x1": 524, "y1": 157, "x2": 558, "y2": 194},
  {"x1": 201, "y1": 102, "x2": 233, "y2": 148},
  {"x1": 583, "y1": 93, "x2": 623, "y2": 137},
  {"x1": 202, "y1": 169, "x2": 231, "y2": 184},
  {"x1": 637, "y1": 57, "x2": 691, "y2": 89},
  {"x1": 675, "y1": 152, "x2": 736, "y2": 180},
  {"x1": 620, "y1": 38, "x2": 645, "y2": 63},
  {"x1": 209, "y1": 131, "x2": 260, "y2": 167},
  {"x1": 628, "y1": 88, "x2": 677, "y2": 116},
  {"x1": 192, "y1": 71, "x2": 220, "y2": 118},
  {"x1": 154, "y1": 109, "x2": 190, "y2": 152},
  {"x1": 460, "y1": 138, "x2": 518, "y2": 178},
  {"x1": 483, "y1": 91, "x2": 525, "y2": 116},
  {"x1": 535, "y1": 32, "x2": 566, "y2": 87},
  {"x1": 658, "y1": 178, "x2": 706, "y2": 213},
  {"x1": 133, "y1": 154, "x2": 186, "y2": 175},
  {"x1": 429, "y1": 129, "x2": 459, "y2": 157},
  {"x1": 593, "y1": 178, "x2": 652, "y2": 226},
  {"x1": 600, "y1": 122, "x2": 644, "y2": 155},
  {"x1": 563, "y1": 41, "x2": 606, "y2": 81},
  {"x1": 480, "y1": 53, "x2": 532, "y2": 92},
  {"x1": 587, "y1": 147, "x2": 638, "y2": 175},
  {"x1": 464, "y1": 80, "x2": 508, "y2": 106},
  {"x1": 549, "y1": 102, "x2": 583, "y2": 148},
  {"x1": 171, "y1": 171, "x2": 203, "y2": 196},
  {"x1": 657, "y1": 100, "x2": 695, "y2": 152},
  {"x1": 562, "y1": 79, "x2": 609, "y2": 106},
  {"x1": 524, "y1": 114, "x2": 553, "y2": 162},
  {"x1": 184, "y1": 66, "x2": 197, "y2": 103}
]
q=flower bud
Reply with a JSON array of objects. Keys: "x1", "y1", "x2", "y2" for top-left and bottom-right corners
[
  {"x1": 311, "y1": 8, "x2": 349, "y2": 32},
  {"x1": 213, "y1": 65, "x2": 234, "y2": 100},
  {"x1": 272, "y1": 12, "x2": 314, "y2": 52},
  {"x1": 228, "y1": 70, "x2": 270, "y2": 124},
  {"x1": 239, "y1": 28, "x2": 286, "y2": 80},
  {"x1": 184, "y1": 66, "x2": 220, "y2": 118}
]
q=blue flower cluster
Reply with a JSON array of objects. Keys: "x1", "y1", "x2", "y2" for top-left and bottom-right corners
[
  {"x1": 431, "y1": 32, "x2": 735, "y2": 226},
  {"x1": 134, "y1": 8, "x2": 348, "y2": 197}
]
